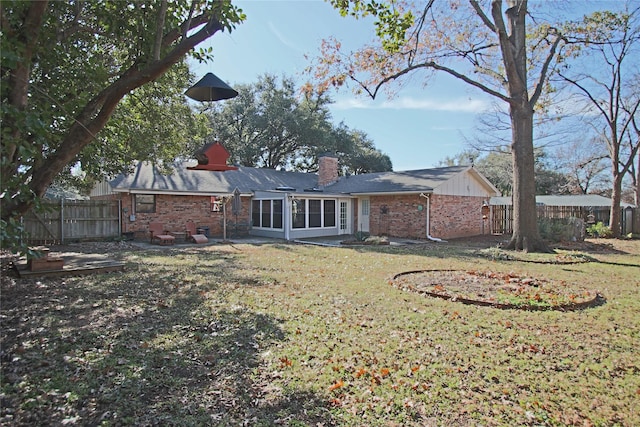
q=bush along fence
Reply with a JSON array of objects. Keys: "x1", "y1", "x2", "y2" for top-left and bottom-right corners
[
  {"x1": 491, "y1": 205, "x2": 639, "y2": 238},
  {"x1": 20, "y1": 200, "x2": 121, "y2": 245}
]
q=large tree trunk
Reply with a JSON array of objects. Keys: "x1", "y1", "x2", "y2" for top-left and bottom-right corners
[
  {"x1": 506, "y1": 101, "x2": 548, "y2": 251},
  {"x1": 634, "y1": 149, "x2": 639, "y2": 208},
  {"x1": 493, "y1": 0, "x2": 548, "y2": 252},
  {"x1": 609, "y1": 170, "x2": 624, "y2": 238}
]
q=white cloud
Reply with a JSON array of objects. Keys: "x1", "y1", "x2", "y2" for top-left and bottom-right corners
[
  {"x1": 332, "y1": 96, "x2": 491, "y2": 113},
  {"x1": 267, "y1": 21, "x2": 302, "y2": 52}
]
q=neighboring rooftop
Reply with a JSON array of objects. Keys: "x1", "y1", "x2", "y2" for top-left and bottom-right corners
[{"x1": 490, "y1": 194, "x2": 634, "y2": 208}]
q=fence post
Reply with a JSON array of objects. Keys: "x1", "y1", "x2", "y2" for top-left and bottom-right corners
[
  {"x1": 118, "y1": 199, "x2": 122, "y2": 237},
  {"x1": 60, "y1": 199, "x2": 65, "y2": 244}
]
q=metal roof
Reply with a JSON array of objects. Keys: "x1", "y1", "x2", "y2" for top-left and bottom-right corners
[{"x1": 490, "y1": 194, "x2": 634, "y2": 208}]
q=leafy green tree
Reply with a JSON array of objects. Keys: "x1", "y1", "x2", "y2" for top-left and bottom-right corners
[
  {"x1": 204, "y1": 74, "x2": 392, "y2": 174},
  {"x1": 205, "y1": 74, "x2": 313, "y2": 168},
  {"x1": 310, "y1": 0, "x2": 574, "y2": 251},
  {"x1": 1, "y1": 0, "x2": 244, "y2": 250},
  {"x1": 440, "y1": 148, "x2": 568, "y2": 196},
  {"x1": 56, "y1": 63, "x2": 210, "y2": 195}
]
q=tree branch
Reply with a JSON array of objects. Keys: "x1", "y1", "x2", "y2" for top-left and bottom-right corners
[
  {"x1": 469, "y1": 0, "x2": 496, "y2": 32},
  {"x1": 25, "y1": 14, "x2": 225, "y2": 201},
  {"x1": 489, "y1": 0, "x2": 525, "y2": 93},
  {"x1": 153, "y1": 0, "x2": 168, "y2": 60},
  {"x1": 3, "y1": 0, "x2": 49, "y2": 176},
  {"x1": 529, "y1": 30, "x2": 564, "y2": 107},
  {"x1": 558, "y1": 72, "x2": 611, "y2": 123},
  {"x1": 406, "y1": 0, "x2": 436, "y2": 64},
  {"x1": 354, "y1": 60, "x2": 510, "y2": 104}
]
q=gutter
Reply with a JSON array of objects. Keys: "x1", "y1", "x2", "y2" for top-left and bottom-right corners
[{"x1": 419, "y1": 193, "x2": 446, "y2": 242}]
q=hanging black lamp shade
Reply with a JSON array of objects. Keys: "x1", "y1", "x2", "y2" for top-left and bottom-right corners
[{"x1": 185, "y1": 72, "x2": 238, "y2": 101}]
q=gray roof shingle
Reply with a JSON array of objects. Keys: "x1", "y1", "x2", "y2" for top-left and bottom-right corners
[
  {"x1": 110, "y1": 163, "x2": 484, "y2": 197},
  {"x1": 110, "y1": 162, "x2": 319, "y2": 194},
  {"x1": 326, "y1": 165, "x2": 471, "y2": 194}
]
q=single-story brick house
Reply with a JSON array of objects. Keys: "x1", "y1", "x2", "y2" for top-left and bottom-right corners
[{"x1": 95, "y1": 142, "x2": 500, "y2": 241}]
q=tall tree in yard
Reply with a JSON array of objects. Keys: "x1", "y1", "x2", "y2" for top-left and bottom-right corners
[
  {"x1": 557, "y1": 7, "x2": 640, "y2": 237},
  {"x1": 310, "y1": 0, "x2": 568, "y2": 251},
  {"x1": 0, "y1": 1, "x2": 244, "y2": 248}
]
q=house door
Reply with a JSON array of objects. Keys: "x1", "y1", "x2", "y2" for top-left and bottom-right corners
[
  {"x1": 339, "y1": 200, "x2": 351, "y2": 235},
  {"x1": 359, "y1": 198, "x2": 370, "y2": 233}
]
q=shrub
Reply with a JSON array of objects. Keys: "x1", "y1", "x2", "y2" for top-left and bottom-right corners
[
  {"x1": 586, "y1": 221, "x2": 612, "y2": 238},
  {"x1": 538, "y1": 217, "x2": 585, "y2": 242}
]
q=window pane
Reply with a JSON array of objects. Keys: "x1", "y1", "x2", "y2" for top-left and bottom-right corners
[
  {"x1": 309, "y1": 200, "x2": 321, "y2": 228},
  {"x1": 324, "y1": 200, "x2": 336, "y2": 227},
  {"x1": 135, "y1": 194, "x2": 155, "y2": 213},
  {"x1": 261, "y1": 200, "x2": 271, "y2": 228},
  {"x1": 273, "y1": 200, "x2": 283, "y2": 229},
  {"x1": 362, "y1": 199, "x2": 370, "y2": 216},
  {"x1": 252, "y1": 200, "x2": 260, "y2": 227},
  {"x1": 292, "y1": 199, "x2": 306, "y2": 228}
]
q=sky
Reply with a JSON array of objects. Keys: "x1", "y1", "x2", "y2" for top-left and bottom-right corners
[{"x1": 188, "y1": 0, "x2": 618, "y2": 171}]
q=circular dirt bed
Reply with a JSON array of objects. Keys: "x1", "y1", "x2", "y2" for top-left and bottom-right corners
[{"x1": 392, "y1": 269, "x2": 604, "y2": 311}]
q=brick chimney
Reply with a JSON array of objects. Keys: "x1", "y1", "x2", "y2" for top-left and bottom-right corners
[{"x1": 318, "y1": 154, "x2": 339, "y2": 187}]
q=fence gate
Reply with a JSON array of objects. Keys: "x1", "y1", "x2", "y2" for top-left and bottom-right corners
[
  {"x1": 491, "y1": 205, "x2": 512, "y2": 235},
  {"x1": 21, "y1": 200, "x2": 121, "y2": 244}
]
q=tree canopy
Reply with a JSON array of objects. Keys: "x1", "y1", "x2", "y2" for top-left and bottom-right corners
[
  {"x1": 440, "y1": 147, "x2": 569, "y2": 197},
  {"x1": 203, "y1": 73, "x2": 392, "y2": 174},
  {"x1": 1, "y1": 0, "x2": 244, "y2": 250}
]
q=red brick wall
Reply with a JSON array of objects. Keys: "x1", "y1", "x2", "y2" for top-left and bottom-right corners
[
  {"x1": 428, "y1": 194, "x2": 487, "y2": 239},
  {"x1": 116, "y1": 193, "x2": 251, "y2": 238},
  {"x1": 368, "y1": 194, "x2": 487, "y2": 239},
  {"x1": 368, "y1": 195, "x2": 426, "y2": 239}
]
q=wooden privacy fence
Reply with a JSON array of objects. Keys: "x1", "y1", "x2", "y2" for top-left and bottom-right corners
[
  {"x1": 21, "y1": 200, "x2": 121, "y2": 244},
  {"x1": 491, "y1": 205, "x2": 639, "y2": 235}
]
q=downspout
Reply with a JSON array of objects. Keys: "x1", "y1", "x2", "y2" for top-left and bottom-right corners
[
  {"x1": 284, "y1": 194, "x2": 291, "y2": 241},
  {"x1": 420, "y1": 193, "x2": 446, "y2": 242}
]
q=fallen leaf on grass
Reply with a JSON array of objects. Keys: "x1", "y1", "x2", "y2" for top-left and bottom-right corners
[
  {"x1": 279, "y1": 357, "x2": 292, "y2": 368},
  {"x1": 354, "y1": 368, "x2": 368, "y2": 378},
  {"x1": 329, "y1": 380, "x2": 344, "y2": 391}
]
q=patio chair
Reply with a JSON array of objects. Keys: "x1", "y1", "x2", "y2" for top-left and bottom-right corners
[
  {"x1": 149, "y1": 222, "x2": 175, "y2": 245},
  {"x1": 186, "y1": 222, "x2": 209, "y2": 244}
]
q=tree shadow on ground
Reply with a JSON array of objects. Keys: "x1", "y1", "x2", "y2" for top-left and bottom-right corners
[{"x1": 0, "y1": 250, "x2": 338, "y2": 426}]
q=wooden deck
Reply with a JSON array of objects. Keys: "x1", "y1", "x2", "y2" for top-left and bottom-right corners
[{"x1": 14, "y1": 251, "x2": 125, "y2": 278}]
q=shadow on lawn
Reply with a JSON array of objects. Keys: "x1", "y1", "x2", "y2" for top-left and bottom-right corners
[{"x1": 0, "y1": 251, "x2": 337, "y2": 426}]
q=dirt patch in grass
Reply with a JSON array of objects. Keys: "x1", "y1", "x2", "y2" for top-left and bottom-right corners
[{"x1": 392, "y1": 269, "x2": 604, "y2": 310}]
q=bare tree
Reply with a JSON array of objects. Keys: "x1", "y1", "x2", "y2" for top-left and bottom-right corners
[{"x1": 558, "y1": 6, "x2": 640, "y2": 236}]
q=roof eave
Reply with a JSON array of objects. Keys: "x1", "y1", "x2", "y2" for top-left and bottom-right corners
[
  {"x1": 348, "y1": 190, "x2": 433, "y2": 196},
  {"x1": 111, "y1": 188, "x2": 253, "y2": 197}
]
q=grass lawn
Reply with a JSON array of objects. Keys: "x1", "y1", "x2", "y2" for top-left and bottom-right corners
[{"x1": 1, "y1": 238, "x2": 639, "y2": 426}]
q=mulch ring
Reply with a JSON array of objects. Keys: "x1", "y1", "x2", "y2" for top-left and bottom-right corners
[
  {"x1": 475, "y1": 248, "x2": 599, "y2": 264},
  {"x1": 391, "y1": 269, "x2": 605, "y2": 311}
]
